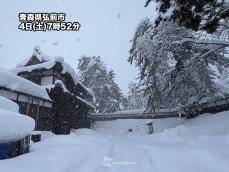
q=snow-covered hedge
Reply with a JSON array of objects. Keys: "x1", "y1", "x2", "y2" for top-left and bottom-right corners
[{"x1": 0, "y1": 109, "x2": 35, "y2": 143}]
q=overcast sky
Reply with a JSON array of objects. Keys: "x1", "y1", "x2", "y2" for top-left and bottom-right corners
[{"x1": 0, "y1": 0, "x2": 155, "y2": 94}]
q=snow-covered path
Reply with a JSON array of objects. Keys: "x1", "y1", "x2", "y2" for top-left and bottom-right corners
[{"x1": 1, "y1": 112, "x2": 229, "y2": 172}]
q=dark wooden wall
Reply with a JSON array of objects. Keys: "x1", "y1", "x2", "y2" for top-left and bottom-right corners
[
  {"x1": 48, "y1": 85, "x2": 92, "y2": 134},
  {"x1": 14, "y1": 62, "x2": 94, "y2": 134},
  {"x1": 16, "y1": 101, "x2": 53, "y2": 131}
]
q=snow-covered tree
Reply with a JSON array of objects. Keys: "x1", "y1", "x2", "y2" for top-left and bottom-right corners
[
  {"x1": 129, "y1": 19, "x2": 229, "y2": 115},
  {"x1": 145, "y1": 0, "x2": 229, "y2": 33},
  {"x1": 78, "y1": 56, "x2": 125, "y2": 113},
  {"x1": 127, "y1": 82, "x2": 147, "y2": 110},
  {"x1": 145, "y1": 0, "x2": 229, "y2": 66}
]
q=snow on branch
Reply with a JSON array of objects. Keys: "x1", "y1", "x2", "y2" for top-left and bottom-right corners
[
  {"x1": 178, "y1": 38, "x2": 229, "y2": 47},
  {"x1": 219, "y1": 22, "x2": 229, "y2": 29}
]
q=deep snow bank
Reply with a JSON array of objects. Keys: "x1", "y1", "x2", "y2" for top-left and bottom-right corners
[
  {"x1": 0, "y1": 109, "x2": 35, "y2": 142},
  {"x1": 0, "y1": 111, "x2": 228, "y2": 172},
  {"x1": 94, "y1": 111, "x2": 229, "y2": 136},
  {"x1": 185, "y1": 111, "x2": 229, "y2": 135},
  {"x1": 160, "y1": 111, "x2": 229, "y2": 139},
  {"x1": 94, "y1": 118, "x2": 186, "y2": 135}
]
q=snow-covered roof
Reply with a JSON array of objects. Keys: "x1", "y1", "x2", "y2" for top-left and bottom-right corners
[
  {"x1": 11, "y1": 61, "x2": 56, "y2": 74},
  {"x1": 44, "y1": 79, "x2": 95, "y2": 109},
  {"x1": 17, "y1": 46, "x2": 50, "y2": 67},
  {"x1": 0, "y1": 70, "x2": 51, "y2": 100},
  {"x1": 76, "y1": 96, "x2": 95, "y2": 109},
  {"x1": 0, "y1": 109, "x2": 35, "y2": 143},
  {"x1": 11, "y1": 57, "x2": 92, "y2": 96},
  {"x1": 0, "y1": 96, "x2": 19, "y2": 113},
  {"x1": 44, "y1": 80, "x2": 70, "y2": 93}
]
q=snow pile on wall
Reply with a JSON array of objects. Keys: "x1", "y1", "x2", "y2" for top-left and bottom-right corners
[
  {"x1": 0, "y1": 96, "x2": 19, "y2": 112},
  {"x1": 0, "y1": 109, "x2": 35, "y2": 143},
  {"x1": 0, "y1": 70, "x2": 51, "y2": 100},
  {"x1": 161, "y1": 111, "x2": 229, "y2": 138}
]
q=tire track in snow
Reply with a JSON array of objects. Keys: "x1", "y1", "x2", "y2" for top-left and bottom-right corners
[
  {"x1": 75, "y1": 137, "x2": 114, "y2": 172},
  {"x1": 101, "y1": 135, "x2": 154, "y2": 172}
]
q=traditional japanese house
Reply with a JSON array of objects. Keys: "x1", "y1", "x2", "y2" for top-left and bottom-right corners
[{"x1": 10, "y1": 46, "x2": 95, "y2": 134}]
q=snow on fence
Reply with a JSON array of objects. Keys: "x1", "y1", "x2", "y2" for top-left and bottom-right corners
[
  {"x1": 89, "y1": 110, "x2": 182, "y2": 121},
  {"x1": 89, "y1": 97, "x2": 229, "y2": 121}
]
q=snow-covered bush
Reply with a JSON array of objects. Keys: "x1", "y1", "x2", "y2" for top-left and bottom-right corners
[{"x1": 0, "y1": 109, "x2": 35, "y2": 143}]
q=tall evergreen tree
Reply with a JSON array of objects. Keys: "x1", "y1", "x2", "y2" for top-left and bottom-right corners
[
  {"x1": 78, "y1": 56, "x2": 125, "y2": 113},
  {"x1": 127, "y1": 82, "x2": 147, "y2": 110}
]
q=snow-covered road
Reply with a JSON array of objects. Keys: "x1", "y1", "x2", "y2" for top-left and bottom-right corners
[{"x1": 1, "y1": 112, "x2": 229, "y2": 172}]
